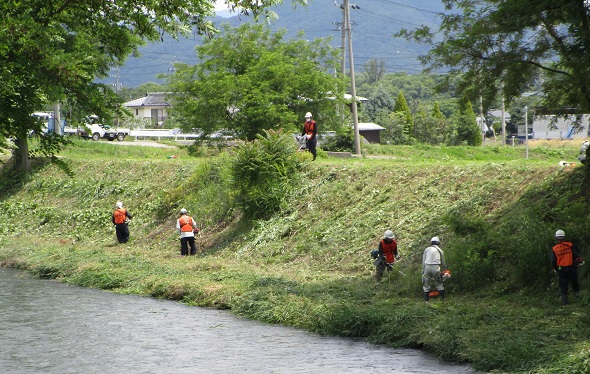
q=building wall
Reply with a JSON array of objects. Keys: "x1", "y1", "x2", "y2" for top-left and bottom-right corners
[
  {"x1": 532, "y1": 115, "x2": 590, "y2": 139},
  {"x1": 360, "y1": 130, "x2": 381, "y2": 144}
]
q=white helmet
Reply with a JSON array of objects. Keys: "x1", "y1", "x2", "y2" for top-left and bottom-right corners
[
  {"x1": 555, "y1": 230, "x2": 565, "y2": 239},
  {"x1": 384, "y1": 230, "x2": 395, "y2": 239},
  {"x1": 180, "y1": 208, "x2": 187, "y2": 214},
  {"x1": 115, "y1": 201, "x2": 123, "y2": 209},
  {"x1": 305, "y1": 112, "x2": 312, "y2": 118},
  {"x1": 431, "y1": 236, "x2": 440, "y2": 244}
]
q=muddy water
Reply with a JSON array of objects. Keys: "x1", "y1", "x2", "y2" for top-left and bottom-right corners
[{"x1": 0, "y1": 268, "x2": 475, "y2": 373}]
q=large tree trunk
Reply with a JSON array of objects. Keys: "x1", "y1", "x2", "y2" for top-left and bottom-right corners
[{"x1": 13, "y1": 136, "x2": 31, "y2": 172}]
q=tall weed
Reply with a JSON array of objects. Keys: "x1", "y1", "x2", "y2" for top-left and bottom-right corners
[{"x1": 230, "y1": 130, "x2": 305, "y2": 220}]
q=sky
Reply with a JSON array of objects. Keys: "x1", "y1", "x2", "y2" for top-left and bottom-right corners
[{"x1": 214, "y1": 0, "x2": 229, "y2": 11}]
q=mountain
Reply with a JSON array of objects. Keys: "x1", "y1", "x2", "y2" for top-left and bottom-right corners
[{"x1": 102, "y1": 0, "x2": 445, "y2": 88}]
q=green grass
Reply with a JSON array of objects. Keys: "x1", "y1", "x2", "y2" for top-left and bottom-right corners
[{"x1": 0, "y1": 138, "x2": 589, "y2": 373}]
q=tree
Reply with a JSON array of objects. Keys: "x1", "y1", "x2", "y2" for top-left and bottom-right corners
[
  {"x1": 364, "y1": 85, "x2": 395, "y2": 122},
  {"x1": 393, "y1": 91, "x2": 414, "y2": 139},
  {"x1": 0, "y1": 0, "x2": 287, "y2": 171},
  {"x1": 454, "y1": 98, "x2": 482, "y2": 146},
  {"x1": 361, "y1": 59, "x2": 386, "y2": 85},
  {"x1": 377, "y1": 111, "x2": 409, "y2": 145},
  {"x1": 397, "y1": 1, "x2": 590, "y2": 115},
  {"x1": 165, "y1": 24, "x2": 345, "y2": 141}
]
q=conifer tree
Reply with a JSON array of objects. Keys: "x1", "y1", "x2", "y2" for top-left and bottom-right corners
[{"x1": 393, "y1": 91, "x2": 413, "y2": 139}]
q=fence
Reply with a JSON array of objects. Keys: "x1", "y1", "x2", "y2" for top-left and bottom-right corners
[{"x1": 128, "y1": 129, "x2": 201, "y2": 141}]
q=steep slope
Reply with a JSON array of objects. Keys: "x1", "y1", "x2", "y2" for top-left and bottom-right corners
[{"x1": 0, "y1": 141, "x2": 588, "y2": 373}]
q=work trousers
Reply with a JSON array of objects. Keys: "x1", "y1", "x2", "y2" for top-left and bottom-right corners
[
  {"x1": 180, "y1": 237, "x2": 197, "y2": 256},
  {"x1": 115, "y1": 223, "x2": 129, "y2": 244},
  {"x1": 422, "y1": 264, "x2": 443, "y2": 292},
  {"x1": 374, "y1": 261, "x2": 393, "y2": 281},
  {"x1": 306, "y1": 138, "x2": 317, "y2": 160},
  {"x1": 557, "y1": 266, "x2": 580, "y2": 296}
]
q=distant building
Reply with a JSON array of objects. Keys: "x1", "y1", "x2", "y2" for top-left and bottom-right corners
[
  {"x1": 532, "y1": 114, "x2": 590, "y2": 139},
  {"x1": 123, "y1": 92, "x2": 170, "y2": 127},
  {"x1": 358, "y1": 122, "x2": 385, "y2": 144}
]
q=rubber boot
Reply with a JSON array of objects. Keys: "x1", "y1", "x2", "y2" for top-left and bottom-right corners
[
  {"x1": 560, "y1": 293, "x2": 568, "y2": 305},
  {"x1": 424, "y1": 292, "x2": 429, "y2": 302},
  {"x1": 439, "y1": 290, "x2": 445, "y2": 301}
]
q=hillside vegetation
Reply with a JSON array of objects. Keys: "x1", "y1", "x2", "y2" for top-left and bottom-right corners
[{"x1": 0, "y1": 139, "x2": 589, "y2": 373}]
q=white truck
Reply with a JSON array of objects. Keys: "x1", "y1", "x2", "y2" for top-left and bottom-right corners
[
  {"x1": 83, "y1": 123, "x2": 130, "y2": 141},
  {"x1": 73, "y1": 116, "x2": 130, "y2": 141}
]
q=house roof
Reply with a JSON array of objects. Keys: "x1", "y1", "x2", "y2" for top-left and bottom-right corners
[
  {"x1": 344, "y1": 93, "x2": 369, "y2": 102},
  {"x1": 123, "y1": 92, "x2": 171, "y2": 108},
  {"x1": 358, "y1": 122, "x2": 385, "y2": 131}
]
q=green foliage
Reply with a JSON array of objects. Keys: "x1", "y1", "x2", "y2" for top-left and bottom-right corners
[
  {"x1": 230, "y1": 130, "x2": 305, "y2": 219},
  {"x1": 396, "y1": 0, "x2": 590, "y2": 117},
  {"x1": 453, "y1": 99, "x2": 482, "y2": 146},
  {"x1": 320, "y1": 127, "x2": 354, "y2": 152},
  {"x1": 0, "y1": 0, "x2": 289, "y2": 171},
  {"x1": 166, "y1": 23, "x2": 345, "y2": 141},
  {"x1": 377, "y1": 111, "x2": 411, "y2": 145},
  {"x1": 393, "y1": 91, "x2": 414, "y2": 137}
]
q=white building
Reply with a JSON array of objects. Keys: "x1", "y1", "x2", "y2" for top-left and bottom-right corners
[{"x1": 123, "y1": 92, "x2": 170, "y2": 127}]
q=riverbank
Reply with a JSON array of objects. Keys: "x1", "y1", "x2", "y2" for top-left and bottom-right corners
[{"x1": 0, "y1": 139, "x2": 588, "y2": 373}]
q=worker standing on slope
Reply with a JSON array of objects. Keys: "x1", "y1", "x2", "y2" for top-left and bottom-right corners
[
  {"x1": 112, "y1": 201, "x2": 133, "y2": 244},
  {"x1": 551, "y1": 229, "x2": 584, "y2": 305},
  {"x1": 373, "y1": 230, "x2": 399, "y2": 281},
  {"x1": 422, "y1": 236, "x2": 447, "y2": 302},
  {"x1": 301, "y1": 112, "x2": 317, "y2": 161},
  {"x1": 177, "y1": 208, "x2": 199, "y2": 256}
]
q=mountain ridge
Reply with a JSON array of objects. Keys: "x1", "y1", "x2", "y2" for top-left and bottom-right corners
[{"x1": 103, "y1": 0, "x2": 445, "y2": 88}]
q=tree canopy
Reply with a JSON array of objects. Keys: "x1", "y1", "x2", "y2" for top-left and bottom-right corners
[
  {"x1": 397, "y1": 0, "x2": 590, "y2": 114},
  {"x1": 0, "y1": 0, "x2": 288, "y2": 170},
  {"x1": 165, "y1": 23, "x2": 345, "y2": 141}
]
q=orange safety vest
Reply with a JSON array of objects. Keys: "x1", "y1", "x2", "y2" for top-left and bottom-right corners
[
  {"x1": 380, "y1": 239, "x2": 397, "y2": 264},
  {"x1": 304, "y1": 120, "x2": 316, "y2": 137},
  {"x1": 179, "y1": 216, "x2": 194, "y2": 232},
  {"x1": 553, "y1": 241, "x2": 574, "y2": 267},
  {"x1": 113, "y1": 208, "x2": 127, "y2": 224}
]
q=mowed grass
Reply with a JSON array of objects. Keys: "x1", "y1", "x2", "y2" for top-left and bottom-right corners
[{"x1": 0, "y1": 138, "x2": 589, "y2": 373}]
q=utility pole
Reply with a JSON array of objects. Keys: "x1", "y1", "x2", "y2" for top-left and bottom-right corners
[
  {"x1": 344, "y1": 0, "x2": 361, "y2": 156},
  {"x1": 54, "y1": 102, "x2": 62, "y2": 135},
  {"x1": 525, "y1": 106, "x2": 529, "y2": 159},
  {"x1": 479, "y1": 95, "x2": 485, "y2": 144},
  {"x1": 501, "y1": 92, "x2": 506, "y2": 146}
]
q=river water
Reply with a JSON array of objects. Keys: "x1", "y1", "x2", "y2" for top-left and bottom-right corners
[{"x1": 0, "y1": 268, "x2": 475, "y2": 373}]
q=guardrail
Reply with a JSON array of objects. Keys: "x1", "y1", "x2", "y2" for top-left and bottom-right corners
[{"x1": 128, "y1": 129, "x2": 201, "y2": 141}]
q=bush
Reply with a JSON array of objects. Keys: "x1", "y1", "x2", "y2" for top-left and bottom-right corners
[{"x1": 230, "y1": 130, "x2": 305, "y2": 219}]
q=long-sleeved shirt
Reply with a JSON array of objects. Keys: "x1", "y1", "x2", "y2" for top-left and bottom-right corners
[{"x1": 422, "y1": 245, "x2": 446, "y2": 269}]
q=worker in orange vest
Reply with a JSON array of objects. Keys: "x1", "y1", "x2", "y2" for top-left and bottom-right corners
[
  {"x1": 301, "y1": 112, "x2": 317, "y2": 161},
  {"x1": 551, "y1": 229, "x2": 584, "y2": 305},
  {"x1": 373, "y1": 230, "x2": 399, "y2": 281},
  {"x1": 112, "y1": 201, "x2": 133, "y2": 244},
  {"x1": 176, "y1": 208, "x2": 199, "y2": 256}
]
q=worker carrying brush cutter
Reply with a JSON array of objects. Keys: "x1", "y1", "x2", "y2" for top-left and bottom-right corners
[
  {"x1": 422, "y1": 236, "x2": 450, "y2": 302},
  {"x1": 371, "y1": 230, "x2": 399, "y2": 281},
  {"x1": 551, "y1": 229, "x2": 584, "y2": 305}
]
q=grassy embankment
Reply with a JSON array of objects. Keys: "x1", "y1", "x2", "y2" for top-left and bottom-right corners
[{"x1": 0, "y1": 138, "x2": 589, "y2": 373}]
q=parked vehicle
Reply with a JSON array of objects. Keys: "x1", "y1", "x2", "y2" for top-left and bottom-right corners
[{"x1": 76, "y1": 116, "x2": 130, "y2": 141}]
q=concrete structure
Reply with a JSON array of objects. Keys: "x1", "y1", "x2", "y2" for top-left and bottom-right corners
[{"x1": 123, "y1": 92, "x2": 170, "y2": 127}]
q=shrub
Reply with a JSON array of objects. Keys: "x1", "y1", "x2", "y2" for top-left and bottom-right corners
[{"x1": 230, "y1": 130, "x2": 305, "y2": 220}]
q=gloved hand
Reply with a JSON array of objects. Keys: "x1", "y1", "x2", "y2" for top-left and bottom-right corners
[{"x1": 305, "y1": 134, "x2": 311, "y2": 140}]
